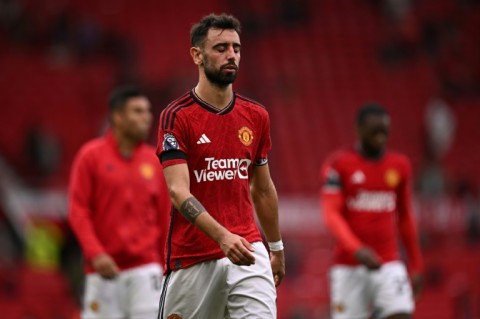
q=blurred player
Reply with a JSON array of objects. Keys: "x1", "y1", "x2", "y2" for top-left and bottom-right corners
[
  {"x1": 320, "y1": 104, "x2": 423, "y2": 319},
  {"x1": 68, "y1": 86, "x2": 170, "y2": 319},
  {"x1": 156, "y1": 14, "x2": 285, "y2": 319}
]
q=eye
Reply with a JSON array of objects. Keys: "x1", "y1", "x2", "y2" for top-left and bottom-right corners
[{"x1": 216, "y1": 45, "x2": 226, "y2": 52}]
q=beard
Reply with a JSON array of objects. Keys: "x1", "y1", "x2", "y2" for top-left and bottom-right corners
[
  {"x1": 124, "y1": 123, "x2": 150, "y2": 143},
  {"x1": 203, "y1": 58, "x2": 238, "y2": 87}
]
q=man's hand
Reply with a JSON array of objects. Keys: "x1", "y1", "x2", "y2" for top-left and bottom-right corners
[
  {"x1": 270, "y1": 250, "x2": 285, "y2": 287},
  {"x1": 91, "y1": 254, "x2": 120, "y2": 279},
  {"x1": 219, "y1": 233, "x2": 256, "y2": 266},
  {"x1": 355, "y1": 247, "x2": 382, "y2": 270},
  {"x1": 411, "y1": 272, "x2": 423, "y2": 300}
]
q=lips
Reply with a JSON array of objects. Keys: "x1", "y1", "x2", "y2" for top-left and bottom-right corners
[{"x1": 222, "y1": 64, "x2": 238, "y2": 71}]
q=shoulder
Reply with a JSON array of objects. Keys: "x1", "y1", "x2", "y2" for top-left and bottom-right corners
[
  {"x1": 163, "y1": 91, "x2": 195, "y2": 111},
  {"x1": 76, "y1": 137, "x2": 105, "y2": 159},
  {"x1": 320, "y1": 148, "x2": 354, "y2": 181},
  {"x1": 385, "y1": 151, "x2": 412, "y2": 177},
  {"x1": 160, "y1": 91, "x2": 196, "y2": 128},
  {"x1": 386, "y1": 150, "x2": 411, "y2": 167},
  {"x1": 324, "y1": 148, "x2": 356, "y2": 167},
  {"x1": 72, "y1": 137, "x2": 106, "y2": 170},
  {"x1": 235, "y1": 93, "x2": 269, "y2": 117},
  {"x1": 321, "y1": 148, "x2": 354, "y2": 186}
]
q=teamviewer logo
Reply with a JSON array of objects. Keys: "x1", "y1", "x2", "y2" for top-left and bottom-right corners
[
  {"x1": 193, "y1": 158, "x2": 252, "y2": 182},
  {"x1": 237, "y1": 159, "x2": 250, "y2": 179}
]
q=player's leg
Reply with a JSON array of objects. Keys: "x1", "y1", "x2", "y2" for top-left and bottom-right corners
[
  {"x1": 81, "y1": 272, "x2": 126, "y2": 319},
  {"x1": 225, "y1": 242, "x2": 276, "y2": 319},
  {"x1": 371, "y1": 261, "x2": 414, "y2": 319},
  {"x1": 125, "y1": 263, "x2": 164, "y2": 319},
  {"x1": 330, "y1": 264, "x2": 371, "y2": 319},
  {"x1": 159, "y1": 260, "x2": 228, "y2": 319}
]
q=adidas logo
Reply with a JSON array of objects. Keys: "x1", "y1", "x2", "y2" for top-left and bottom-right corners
[
  {"x1": 351, "y1": 170, "x2": 365, "y2": 184},
  {"x1": 197, "y1": 133, "x2": 211, "y2": 144}
]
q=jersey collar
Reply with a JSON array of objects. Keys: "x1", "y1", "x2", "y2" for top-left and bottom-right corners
[
  {"x1": 190, "y1": 89, "x2": 235, "y2": 115},
  {"x1": 355, "y1": 144, "x2": 386, "y2": 161}
]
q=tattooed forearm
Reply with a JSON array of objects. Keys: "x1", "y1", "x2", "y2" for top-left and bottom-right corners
[{"x1": 179, "y1": 196, "x2": 206, "y2": 223}]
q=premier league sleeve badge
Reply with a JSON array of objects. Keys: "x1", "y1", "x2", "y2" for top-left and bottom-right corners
[{"x1": 163, "y1": 133, "x2": 179, "y2": 151}]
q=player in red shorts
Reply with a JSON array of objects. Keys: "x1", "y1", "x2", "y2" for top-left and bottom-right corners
[
  {"x1": 69, "y1": 87, "x2": 170, "y2": 319},
  {"x1": 156, "y1": 14, "x2": 285, "y2": 319},
  {"x1": 320, "y1": 104, "x2": 423, "y2": 319}
]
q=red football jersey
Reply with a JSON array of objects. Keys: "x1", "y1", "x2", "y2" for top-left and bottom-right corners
[
  {"x1": 68, "y1": 131, "x2": 170, "y2": 273},
  {"x1": 157, "y1": 90, "x2": 271, "y2": 271},
  {"x1": 320, "y1": 148, "x2": 422, "y2": 272}
]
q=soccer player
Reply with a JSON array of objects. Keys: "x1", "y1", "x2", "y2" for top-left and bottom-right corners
[
  {"x1": 320, "y1": 104, "x2": 423, "y2": 319},
  {"x1": 68, "y1": 86, "x2": 170, "y2": 319},
  {"x1": 156, "y1": 14, "x2": 285, "y2": 319}
]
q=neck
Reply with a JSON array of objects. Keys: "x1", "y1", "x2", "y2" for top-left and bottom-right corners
[
  {"x1": 112, "y1": 128, "x2": 138, "y2": 157},
  {"x1": 357, "y1": 144, "x2": 384, "y2": 160},
  {"x1": 195, "y1": 74, "x2": 233, "y2": 110}
]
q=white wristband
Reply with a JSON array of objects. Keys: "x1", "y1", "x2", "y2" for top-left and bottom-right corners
[{"x1": 268, "y1": 240, "x2": 284, "y2": 252}]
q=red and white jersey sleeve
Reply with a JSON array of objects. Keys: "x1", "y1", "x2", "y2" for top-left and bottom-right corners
[{"x1": 156, "y1": 92, "x2": 193, "y2": 167}]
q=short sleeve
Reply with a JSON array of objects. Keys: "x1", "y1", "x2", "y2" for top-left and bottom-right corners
[
  {"x1": 254, "y1": 111, "x2": 272, "y2": 166},
  {"x1": 320, "y1": 157, "x2": 342, "y2": 194},
  {"x1": 156, "y1": 108, "x2": 189, "y2": 167}
]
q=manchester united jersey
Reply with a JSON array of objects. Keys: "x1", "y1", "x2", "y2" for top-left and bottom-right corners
[
  {"x1": 320, "y1": 148, "x2": 422, "y2": 272},
  {"x1": 156, "y1": 90, "x2": 271, "y2": 271}
]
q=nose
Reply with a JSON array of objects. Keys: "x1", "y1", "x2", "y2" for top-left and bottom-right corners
[
  {"x1": 226, "y1": 45, "x2": 237, "y2": 60},
  {"x1": 373, "y1": 132, "x2": 387, "y2": 147}
]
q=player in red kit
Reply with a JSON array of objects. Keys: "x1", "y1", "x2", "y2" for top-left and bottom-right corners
[
  {"x1": 320, "y1": 104, "x2": 423, "y2": 319},
  {"x1": 68, "y1": 87, "x2": 170, "y2": 319},
  {"x1": 156, "y1": 14, "x2": 285, "y2": 319}
]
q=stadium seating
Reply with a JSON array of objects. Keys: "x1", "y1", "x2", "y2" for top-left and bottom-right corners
[
  {"x1": 1, "y1": 0, "x2": 479, "y2": 192},
  {"x1": 1, "y1": 0, "x2": 480, "y2": 318},
  {"x1": 0, "y1": 265, "x2": 79, "y2": 319}
]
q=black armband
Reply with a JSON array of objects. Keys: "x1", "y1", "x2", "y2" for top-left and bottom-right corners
[
  {"x1": 179, "y1": 196, "x2": 206, "y2": 224},
  {"x1": 160, "y1": 150, "x2": 187, "y2": 163}
]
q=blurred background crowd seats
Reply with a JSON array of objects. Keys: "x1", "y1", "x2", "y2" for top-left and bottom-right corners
[{"x1": 0, "y1": 0, "x2": 480, "y2": 318}]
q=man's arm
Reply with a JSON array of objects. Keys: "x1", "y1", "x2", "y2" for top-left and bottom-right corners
[
  {"x1": 320, "y1": 162, "x2": 382, "y2": 269},
  {"x1": 156, "y1": 166, "x2": 171, "y2": 266},
  {"x1": 321, "y1": 191, "x2": 382, "y2": 269},
  {"x1": 68, "y1": 151, "x2": 119, "y2": 279},
  {"x1": 163, "y1": 163, "x2": 255, "y2": 266},
  {"x1": 250, "y1": 164, "x2": 285, "y2": 287}
]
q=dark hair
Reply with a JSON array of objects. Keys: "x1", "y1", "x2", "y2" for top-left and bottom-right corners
[
  {"x1": 190, "y1": 13, "x2": 241, "y2": 47},
  {"x1": 108, "y1": 86, "x2": 144, "y2": 112},
  {"x1": 357, "y1": 102, "x2": 389, "y2": 126}
]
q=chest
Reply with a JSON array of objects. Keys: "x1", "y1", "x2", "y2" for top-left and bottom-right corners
[
  {"x1": 340, "y1": 161, "x2": 403, "y2": 194},
  {"x1": 186, "y1": 112, "x2": 260, "y2": 161},
  {"x1": 93, "y1": 150, "x2": 159, "y2": 192}
]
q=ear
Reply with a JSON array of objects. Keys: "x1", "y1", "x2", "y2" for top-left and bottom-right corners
[
  {"x1": 190, "y1": 47, "x2": 203, "y2": 66},
  {"x1": 111, "y1": 110, "x2": 123, "y2": 127}
]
